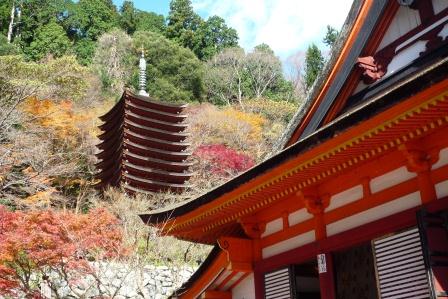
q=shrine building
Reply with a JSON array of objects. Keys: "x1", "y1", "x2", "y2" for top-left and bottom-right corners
[{"x1": 140, "y1": 0, "x2": 448, "y2": 298}]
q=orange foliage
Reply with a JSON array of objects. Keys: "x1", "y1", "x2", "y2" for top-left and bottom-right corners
[
  {"x1": 21, "y1": 97, "x2": 111, "y2": 144},
  {"x1": 22, "y1": 97, "x2": 82, "y2": 143}
]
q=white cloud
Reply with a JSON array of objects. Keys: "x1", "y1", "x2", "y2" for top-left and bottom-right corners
[{"x1": 193, "y1": 0, "x2": 353, "y2": 60}]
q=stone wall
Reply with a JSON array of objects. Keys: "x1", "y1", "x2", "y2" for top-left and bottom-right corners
[{"x1": 41, "y1": 263, "x2": 196, "y2": 299}]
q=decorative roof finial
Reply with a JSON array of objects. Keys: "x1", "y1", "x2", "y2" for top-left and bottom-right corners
[{"x1": 138, "y1": 48, "x2": 149, "y2": 96}]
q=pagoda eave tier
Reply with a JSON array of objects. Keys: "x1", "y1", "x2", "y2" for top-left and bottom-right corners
[
  {"x1": 124, "y1": 129, "x2": 190, "y2": 152},
  {"x1": 123, "y1": 151, "x2": 193, "y2": 172},
  {"x1": 124, "y1": 141, "x2": 191, "y2": 162},
  {"x1": 124, "y1": 120, "x2": 189, "y2": 142},
  {"x1": 95, "y1": 90, "x2": 192, "y2": 194},
  {"x1": 125, "y1": 101, "x2": 187, "y2": 123},
  {"x1": 123, "y1": 173, "x2": 192, "y2": 193},
  {"x1": 125, "y1": 111, "x2": 188, "y2": 133}
]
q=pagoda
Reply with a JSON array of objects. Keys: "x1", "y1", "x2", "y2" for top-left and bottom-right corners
[{"x1": 95, "y1": 52, "x2": 193, "y2": 194}]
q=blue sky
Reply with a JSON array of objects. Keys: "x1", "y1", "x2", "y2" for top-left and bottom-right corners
[
  {"x1": 112, "y1": 0, "x2": 353, "y2": 72},
  {"x1": 112, "y1": 0, "x2": 171, "y2": 16}
]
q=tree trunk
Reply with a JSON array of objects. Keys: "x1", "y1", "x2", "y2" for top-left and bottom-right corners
[{"x1": 7, "y1": 2, "x2": 15, "y2": 43}]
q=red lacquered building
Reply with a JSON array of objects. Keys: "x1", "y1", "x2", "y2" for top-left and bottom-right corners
[{"x1": 141, "y1": 1, "x2": 448, "y2": 298}]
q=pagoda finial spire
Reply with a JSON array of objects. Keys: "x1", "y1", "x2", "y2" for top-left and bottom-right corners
[{"x1": 138, "y1": 48, "x2": 148, "y2": 96}]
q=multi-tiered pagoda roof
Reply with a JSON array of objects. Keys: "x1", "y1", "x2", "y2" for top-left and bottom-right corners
[{"x1": 95, "y1": 90, "x2": 193, "y2": 194}]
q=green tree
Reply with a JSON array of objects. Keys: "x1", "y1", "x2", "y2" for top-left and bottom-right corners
[
  {"x1": 323, "y1": 25, "x2": 339, "y2": 48},
  {"x1": 135, "y1": 11, "x2": 166, "y2": 33},
  {"x1": 133, "y1": 31, "x2": 204, "y2": 102},
  {"x1": 193, "y1": 15, "x2": 238, "y2": 60},
  {"x1": 0, "y1": 35, "x2": 18, "y2": 56},
  {"x1": 16, "y1": 0, "x2": 72, "y2": 49},
  {"x1": 303, "y1": 43, "x2": 324, "y2": 91},
  {"x1": 119, "y1": 1, "x2": 137, "y2": 35},
  {"x1": 246, "y1": 45, "x2": 282, "y2": 99},
  {"x1": 166, "y1": 0, "x2": 201, "y2": 50},
  {"x1": 94, "y1": 29, "x2": 133, "y2": 94},
  {"x1": 204, "y1": 47, "x2": 246, "y2": 106},
  {"x1": 0, "y1": 0, "x2": 13, "y2": 37},
  {"x1": 205, "y1": 45, "x2": 295, "y2": 104},
  {"x1": 27, "y1": 21, "x2": 71, "y2": 60},
  {"x1": 254, "y1": 43, "x2": 274, "y2": 55},
  {"x1": 76, "y1": 0, "x2": 119, "y2": 41},
  {"x1": 73, "y1": 39, "x2": 96, "y2": 65}
]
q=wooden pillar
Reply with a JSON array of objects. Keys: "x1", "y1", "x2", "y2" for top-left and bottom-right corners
[
  {"x1": 317, "y1": 253, "x2": 336, "y2": 299},
  {"x1": 400, "y1": 145, "x2": 438, "y2": 204},
  {"x1": 239, "y1": 218, "x2": 265, "y2": 262},
  {"x1": 298, "y1": 190, "x2": 330, "y2": 241},
  {"x1": 238, "y1": 219, "x2": 265, "y2": 299},
  {"x1": 417, "y1": 170, "x2": 437, "y2": 204},
  {"x1": 314, "y1": 212, "x2": 327, "y2": 240},
  {"x1": 254, "y1": 270, "x2": 265, "y2": 299}
]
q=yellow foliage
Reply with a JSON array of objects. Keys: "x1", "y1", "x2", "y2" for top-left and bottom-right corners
[
  {"x1": 24, "y1": 190, "x2": 54, "y2": 205},
  {"x1": 22, "y1": 97, "x2": 79, "y2": 143},
  {"x1": 243, "y1": 98, "x2": 298, "y2": 123},
  {"x1": 21, "y1": 97, "x2": 113, "y2": 144},
  {"x1": 222, "y1": 108, "x2": 265, "y2": 141},
  {"x1": 189, "y1": 104, "x2": 267, "y2": 156}
]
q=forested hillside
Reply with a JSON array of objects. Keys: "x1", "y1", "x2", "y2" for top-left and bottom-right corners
[{"x1": 0, "y1": 0, "x2": 318, "y2": 297}]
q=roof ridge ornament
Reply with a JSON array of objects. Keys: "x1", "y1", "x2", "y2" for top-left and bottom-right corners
[{"x1": 138, "y1": 48, "x2": 149, "y2": 97}]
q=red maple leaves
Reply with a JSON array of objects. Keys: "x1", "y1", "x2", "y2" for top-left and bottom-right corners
[
  {"x1": 194, "y1": 144, "x2": 255, "y2": 177},
  {"x1": 0, "y1": 206, "x2": 126, "y2": 297}
]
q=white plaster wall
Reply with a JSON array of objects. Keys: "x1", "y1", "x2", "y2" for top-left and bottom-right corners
[
  {"x1": 288, "y1": 208, "x2": 313, "y2": 226},
  {"x1": 378, "y1": 5, "x2": 421, "y2": 50},
  {"x1": 231, "y1": 273, "x2": 255, "y2": 299},
  {"x1": 223, "y1": 272, "x2": 245, "y2": 291},
  {"x1": 370, "y1": 166, "x2": 416, "y2": 193},
  {"x1": 432, "y1": 147, "x2": 448, "y2": 170},
  {"x1": 433, "y1": 0, "x2": 448, "y2": 14},
  {"x1": 386, "y1": 40, "x2": 427, "y2": 76},
  {"x1": 438, "y1": 23, "x2": 448, "y2": 40},
  {"x1": 211, "y1": 269, "x2": 231, "y2": 289},
  {"x1": 261, "y1": 218, "x2": 283, "y2": 238},
  {"x1": 262, "y1": 230, "x2": 315, "y2": 259},
  {"x1": 326, "y1": 191, "x2": 422, "y2": 236},
  {"x1": 436, "y1": 180, "x2": 448, "y2": 199},
  {"x1": 326, "y1": 185, "x2": 363, "y2": 212}
]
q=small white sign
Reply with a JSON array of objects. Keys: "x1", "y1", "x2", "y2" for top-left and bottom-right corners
[
  {"x1": 317, "y1": 254, "x2": 327, "y2": 274},
  {"x1": 40, "y1": 282, "x2": 52, "y2": 298}
]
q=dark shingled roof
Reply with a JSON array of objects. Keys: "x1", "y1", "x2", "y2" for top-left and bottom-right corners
[
  {"x1": 273, "y1": 0, "x2": 389, "y2": 152},
  {"x1": 141, "y1": 49, "x2": 448, "y2": 225}
]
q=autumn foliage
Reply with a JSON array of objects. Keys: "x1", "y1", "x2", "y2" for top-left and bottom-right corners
[
  {"x1": 193, "y1": 144, "x2": 254, "y2": 177},
  {"x1": 0, "y1": 206, "x2": 125, "y2": 297}
]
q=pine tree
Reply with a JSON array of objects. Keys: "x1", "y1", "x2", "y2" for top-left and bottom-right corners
[
  {"x1": 119, "y1": 1, "x2": 137, "y2": 35},
  {"x1": 323, "y1": 25, "x2": 339, "y2": 48},
  {"x1": 303, "y1": 43, "x2": 324, "y2": 91},
  {"x1": 166, "y1": 0, "x2": 201, "y2": 50}
]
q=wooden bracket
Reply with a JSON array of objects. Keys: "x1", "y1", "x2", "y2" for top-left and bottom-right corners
[
  {"x1": 399, "y1": 143, "x2": 439, "y2": 173},
  {"x1": 239, "y1": 217, "x2": 266, "y2": 239},
  {"x1": 297, "y1": 189, "x2": 330, "y2": 215},
  {"x1": 357, "y1": 55, "x2": 389, "y2": 84},
  {"x1": 297, "y1": 189, "x2": 330, "y2": 240},
  {"x1": 399, "y1": 143, "x2": 439, "y2": 203}
]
